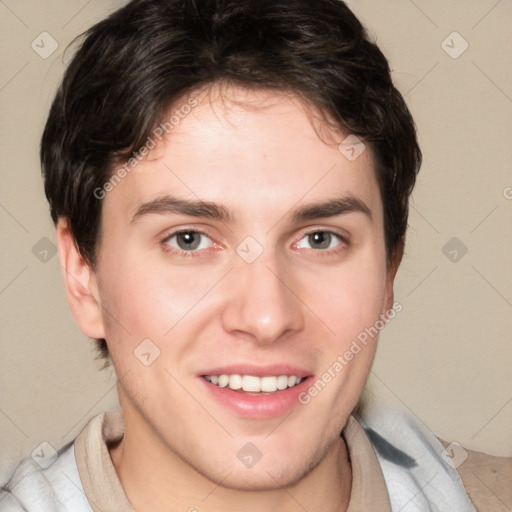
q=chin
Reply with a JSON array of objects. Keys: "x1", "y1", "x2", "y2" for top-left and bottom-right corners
[
  {"x1": 210, "y1": 463, "x2": 310, "y2": 492},
  {"x1": 192, "y1": 442, "x2": 325, "y2": 493}
]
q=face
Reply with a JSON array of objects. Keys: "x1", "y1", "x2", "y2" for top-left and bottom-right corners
[{"x1": 83, "y1": 85, "x2": 396, "y2": 490}]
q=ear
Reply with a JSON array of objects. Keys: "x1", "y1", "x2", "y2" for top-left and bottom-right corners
[
  {"x1": 56, "y1": 218, "x2": 106, "y2": 339},
  {"x1": 383, "y1": 237, "x2": 405, "y2": 313}
]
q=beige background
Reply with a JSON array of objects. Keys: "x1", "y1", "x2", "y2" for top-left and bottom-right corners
[{"x1": 1, "y1": 0, "x2": 511, "y2": 482}]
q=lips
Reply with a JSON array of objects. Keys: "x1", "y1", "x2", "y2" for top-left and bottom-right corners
[{"x1": 198, "y1": 364, "x2": 313, "y2": 418}]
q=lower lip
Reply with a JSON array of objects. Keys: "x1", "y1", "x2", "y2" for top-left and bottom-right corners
[{"x1": 199, "y1": 377, "x2": 312, "y2": 419}]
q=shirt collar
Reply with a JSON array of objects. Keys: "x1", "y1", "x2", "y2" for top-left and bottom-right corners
[{"x1": 343, "y1": 415, "x2": 392, "y2": 511}]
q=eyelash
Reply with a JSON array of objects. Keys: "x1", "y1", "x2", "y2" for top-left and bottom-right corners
[{"x1": 159, "y1": 228, "x2": 348, "y2": 258}]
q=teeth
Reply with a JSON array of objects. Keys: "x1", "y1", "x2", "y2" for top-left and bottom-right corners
[
  {"x1": 229, "y1": 374, "x2": 242, "y2": 390},
  {"x1": 204, "y1": 374, "x2": 304, "y2": 392},
  {"x1": 260, "y1": 376, "x2": 276, "y2": 392},
  {"x1": 276, "y1": 375, "x2": 288, "y2": 390},
  {"x1": 242, "y1": 375, "x2": 260, "y2": 392},
  {"x1": 218, "y1": 375, "x2": 229, "y2": 388},
  {"x1": 287, "y1": 375, "x2": 297, "y2": 387}
]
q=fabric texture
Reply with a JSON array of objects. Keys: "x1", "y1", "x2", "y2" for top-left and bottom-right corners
[
  {"x1": 0, "y1": 442, "x2": 91, "y2": 512},
  {"x1": 1, "y1": 402, "x2": 509, "y2": 511},
  {"x1": 355, "y1": 402, "x2": 478, "y2": 511}
]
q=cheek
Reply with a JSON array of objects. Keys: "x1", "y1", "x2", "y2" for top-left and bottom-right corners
[
  {"x1": 296, "y1": 262, "x2": 386, "y2": 419},
  {"x1": 96, "y1": 248, "x2": 220, "y2": 353},
  {"x1": 307, "y1": 258, "x2": 388, "y2": 346}
]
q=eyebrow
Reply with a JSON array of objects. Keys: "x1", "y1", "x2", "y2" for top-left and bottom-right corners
[{"x1": 130, "y1": 194, "x2": 372, "y2": 225}]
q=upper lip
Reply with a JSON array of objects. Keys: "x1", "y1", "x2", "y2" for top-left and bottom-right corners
[{"x1": 199, "y1": 364, "x2": 313, "y2": 379}]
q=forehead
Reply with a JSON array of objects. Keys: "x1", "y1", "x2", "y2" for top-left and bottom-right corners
[{"x1": 102, "y1": 85, "x2": 382, "y2": 227}]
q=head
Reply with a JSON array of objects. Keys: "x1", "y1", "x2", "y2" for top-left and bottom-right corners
[{"x1": 43, "y1": 0, "x2": 421, "y2": 492}]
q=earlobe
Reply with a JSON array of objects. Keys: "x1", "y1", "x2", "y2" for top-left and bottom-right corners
[{"x1": 56, "y1": 218, "x2": 106, "y2": 339}]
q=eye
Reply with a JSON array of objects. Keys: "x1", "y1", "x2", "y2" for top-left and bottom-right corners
[
  {"x1": 295, "y1": 230, "x2": 345, "y2": 252},
  {"x1": 161, "y1": 230, "x2": 214, "y2": 255}
]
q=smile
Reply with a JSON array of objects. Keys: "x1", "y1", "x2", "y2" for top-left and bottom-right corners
[{"x1": 203, "y1": 374, "x2": 304, "y2": 393}]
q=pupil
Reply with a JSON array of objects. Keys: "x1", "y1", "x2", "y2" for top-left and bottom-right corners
[
  {"x1": 310, "y1": 232, "x2": 330, "y2": 249},
  {"x1": 178, "y1": 232, "x2": 200, "y2": 250}
]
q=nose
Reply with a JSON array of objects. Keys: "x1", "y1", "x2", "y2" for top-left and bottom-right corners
[{"x1": 220, "y1": 248, "x2": 305, "y2": 346}]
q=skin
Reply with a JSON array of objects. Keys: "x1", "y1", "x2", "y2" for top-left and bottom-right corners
[{"x1": 57, "y1": 84, "x2": 402, "y2": 512}]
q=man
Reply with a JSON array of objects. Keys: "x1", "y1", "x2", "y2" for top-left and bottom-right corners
[{"x1": 1, "y1": 0, "x2": 510, "y2": 510}]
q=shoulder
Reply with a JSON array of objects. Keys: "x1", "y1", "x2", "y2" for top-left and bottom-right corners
[
  {"x1": 439, "y1": 439, "x2": 512, "y2": 512},
  {"x1": 0, "y1": 442, "x2": 92, "y2": 512}
]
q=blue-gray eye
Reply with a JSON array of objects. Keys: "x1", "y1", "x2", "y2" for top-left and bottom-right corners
[
  {"x1": 296, "y1": 231, "x2": 342, "y2": 250},
  {"x1": 164, "y1": 231, "x2": 213, "y2": 251}
]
